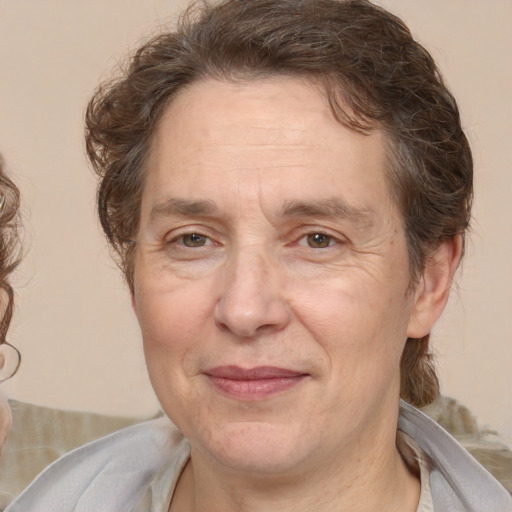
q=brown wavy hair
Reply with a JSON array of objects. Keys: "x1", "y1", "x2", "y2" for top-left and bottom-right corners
[
  {"x1": 85, "y1": 0, "x2": 473, "y2": 407},
  {"x1": 0, "y1": 155, "x2": 22, "y2": 377}
]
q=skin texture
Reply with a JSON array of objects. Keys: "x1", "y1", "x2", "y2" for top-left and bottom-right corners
[{"x1": 132, "y1": 77, "x2": 461, "y2": 512}]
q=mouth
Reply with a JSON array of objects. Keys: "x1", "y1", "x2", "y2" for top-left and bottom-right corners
[{"x1": 204, "y1": 366, "x2": 308, "y2": 401}]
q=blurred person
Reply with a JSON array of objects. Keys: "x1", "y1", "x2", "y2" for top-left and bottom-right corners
[
  {"x1": 7, "y1": 1, "x2": 512, "y2": 511},
  {"x1": 0, "y1": 154, "x2": 21, "y2": 450},
  {"x1": 0, "y1": 346, "x2": 20, "y2": 451},
  {"x1": 0, "y1": 156, "x2": 142, "y2": 509}
]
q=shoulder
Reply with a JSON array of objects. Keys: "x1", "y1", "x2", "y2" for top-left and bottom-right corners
[
  {"x1": 5, "y1": 416, "x2": 188, "y2": 512},
  {"x1": 399, "y1": 401, "x2": 512, "y2": 512}
]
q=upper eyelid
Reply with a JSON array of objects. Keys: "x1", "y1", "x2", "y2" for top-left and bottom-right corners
[
  {"x1": 166, "y1": 228, "x2": 210, "y2": 238},
  {"x1": 164, "y1": 225, "x2": 218, "y2": 240}
]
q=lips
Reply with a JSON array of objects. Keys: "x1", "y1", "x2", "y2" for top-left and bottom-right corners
[{"x1": 205, "y1": 365, "x2": 308, "y2": 400}]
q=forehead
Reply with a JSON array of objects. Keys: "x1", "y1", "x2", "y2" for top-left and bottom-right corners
[{"x1": 143, "y1": 77, "x2": 391, "y2": 218}]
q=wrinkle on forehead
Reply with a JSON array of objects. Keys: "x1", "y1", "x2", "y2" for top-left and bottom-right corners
[
  {"x1": 144, "y1": 77, "x2": 392, "y2": 232},
  {"x1": 149, "y1": 77, "x2": 386, "y2": 172},
  {"x1": 156, "y1": 78, "x2": 338, "y2": 141}
]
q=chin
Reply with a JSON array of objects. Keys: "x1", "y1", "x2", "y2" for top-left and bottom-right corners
[{"x1": 194, "y1": 420, "x2": 316, "y2": 475}]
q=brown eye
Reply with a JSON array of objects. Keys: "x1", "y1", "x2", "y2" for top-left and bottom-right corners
[
  {"x1": 306, "y1": 233, "x2": 333, "y2": 248},
  {"x1": 182, "y1": 233, "x2": 208, "y2": 247}
]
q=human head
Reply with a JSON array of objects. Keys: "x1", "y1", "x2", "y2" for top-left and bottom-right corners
[{"x1": 85, "y1": 0, "x2": 473, "y2": 407}]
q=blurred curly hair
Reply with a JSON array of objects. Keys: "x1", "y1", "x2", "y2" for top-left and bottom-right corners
[{"x1": 0, "y1": 154, "x2": 22, "y2": 376}]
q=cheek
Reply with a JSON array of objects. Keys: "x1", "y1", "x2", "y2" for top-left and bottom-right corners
[
  {"x1": 135, "y1": 278, "x2": 215, "y2": 421},
  {"x1": 136, "y1": 275, "x2": 214, "y2": 340},
  {"x1": 134, "y1": 275, "x2": 219, "y2": 390},
  {"x1": 289, "y1": 270, "x2": 411, "y2": 370}
]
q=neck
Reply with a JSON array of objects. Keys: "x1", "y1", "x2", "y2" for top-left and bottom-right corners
[{"x1": 170, "y1": 422, "x2": 420, "y2": 512}]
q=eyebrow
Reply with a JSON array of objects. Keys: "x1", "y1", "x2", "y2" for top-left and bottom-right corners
[
  {"x1": 148, "y1": 196, "x2": 376, "y2": 229},
  {"x1": 149, "y1": 198, "x2": 218, "y2": 221},
  {"x1": 281, "y1": 198, "x2": 376, "y2": 228}
]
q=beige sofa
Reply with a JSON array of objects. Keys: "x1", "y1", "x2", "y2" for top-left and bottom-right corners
[{"x1": 0, "y1": 400, "x2": 147, "y2": 509}]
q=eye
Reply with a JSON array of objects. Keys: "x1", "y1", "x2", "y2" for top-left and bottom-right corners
[
  {"x1": 299, "y1": 232, "x2": 336, "y2": 249},
  {"x1": 179, "y1": 233, "x2": 210, "y2": 247}
]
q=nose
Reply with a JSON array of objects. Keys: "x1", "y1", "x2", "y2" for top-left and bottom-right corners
[{"x1": 214, "y1": 248, "x2": 291, "y2": 338}]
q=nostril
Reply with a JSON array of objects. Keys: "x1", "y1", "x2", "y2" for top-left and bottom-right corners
[{"x1": 215, "y1": 319, "x2": 231, "y2": 334}]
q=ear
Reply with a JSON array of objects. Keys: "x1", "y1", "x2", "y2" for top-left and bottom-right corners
[{"x1": 407, "y1": 235, "x2": 463, "y2": 338}]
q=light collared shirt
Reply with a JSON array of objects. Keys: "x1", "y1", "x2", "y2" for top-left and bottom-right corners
[{"x1": 6, "y1": 402, "x2": 512, "y2": 511}]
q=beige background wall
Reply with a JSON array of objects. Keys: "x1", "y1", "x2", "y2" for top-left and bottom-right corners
[{"x1": 1, "y1": 0, "x2": 511, "y2": 446}]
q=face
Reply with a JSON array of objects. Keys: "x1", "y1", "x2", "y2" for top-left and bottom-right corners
[{"x1": 133, "y1": 77, "x2": 428, "y2": 476}]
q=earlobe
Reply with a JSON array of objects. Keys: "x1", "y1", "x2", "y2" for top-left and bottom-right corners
[{"x1": 407, "y1": 235, "x2": 463, "y2": 338}]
